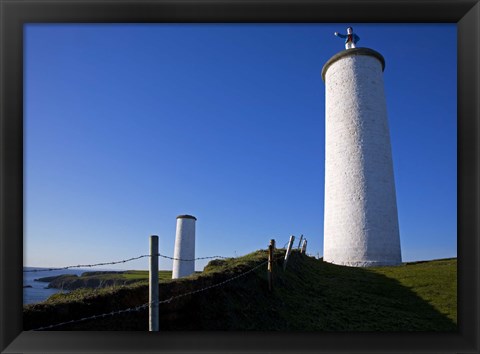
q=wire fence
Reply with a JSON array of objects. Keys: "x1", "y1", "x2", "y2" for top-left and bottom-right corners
[
  {"x1": 24, "y1": 240, "x2": 291, "y2": 273},
  {"x1": 25, "y1": 237, "x2": 300, "y2": 331},
  {"x1": 30, "y1": 257, "x2": 274, "y2": 331}
]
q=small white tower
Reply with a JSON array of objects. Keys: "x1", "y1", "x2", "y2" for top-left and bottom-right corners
[
  {"x1": 172, "y1": 215, "x2": 197, "y2": 279},
  {"x1": 322, "y1": 48, "x2": 401, "y2": 267}
]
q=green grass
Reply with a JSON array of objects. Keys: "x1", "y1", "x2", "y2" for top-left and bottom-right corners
[
  {"x1": 269, "y1": 253, "x2": 457, "y2": 331},
  {"x1": 24, "y1": 250, "x2": 457, "y2": 331},
  {"x1": 117, "y1": 270, "x2": 172, "y2": 281},
  {"x1": 44, "y1": 286, "x2": 121, "y2": 304},
  {"x1": 369, "y1": 258, "x2": 457, "y2": 324},
  {"x1": 202, "y1": 252, "x2": 266, "y2": 275}
]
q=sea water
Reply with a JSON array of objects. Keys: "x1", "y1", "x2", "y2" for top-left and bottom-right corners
[{"x1": 23, "y1": 267, "x2": 87, "y2": 305}]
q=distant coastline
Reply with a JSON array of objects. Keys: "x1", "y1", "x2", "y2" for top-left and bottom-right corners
[
  {"x1": 23, "y1": 267, "x2": 165, "y2": 304},
  {"x1": 23, "y1": 267, "x2": 111, "y2": 304}
]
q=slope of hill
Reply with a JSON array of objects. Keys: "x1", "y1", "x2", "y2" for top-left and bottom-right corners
[{"x1": 23, "y1": 250, "x2": 456, "y2": 331}]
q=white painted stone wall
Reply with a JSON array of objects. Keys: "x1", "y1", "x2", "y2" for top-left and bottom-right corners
[
  {"x1": 172, "y1": 215, "x2": 196, "y2": 278},
  {"x1": 323, "y1": 50, "x2": 402, "y2": 267}
]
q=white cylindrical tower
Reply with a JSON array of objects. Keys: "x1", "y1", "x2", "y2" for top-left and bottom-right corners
[
  {"x1": 322, "y1": 48, "x2": 401, "y2": 267},
  {"x1": 172, "y1": 215, "x2": 196, "y2": 279}
]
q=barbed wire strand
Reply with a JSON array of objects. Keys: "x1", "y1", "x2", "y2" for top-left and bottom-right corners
[
  {"x1": 157, "y1": 254, "x2": 231, "y2": 262},
  {"x1": 23, "y1": 255, "x2": 152, "y2": 272},
  {"x1": 30, "y1": 255, "x2": 284, "y2": 331},
  {"x1": 24, "y1": 254, "x2": 232, "y2": 273},
  {"x1": 30, "y1": 302, "x2": 149, "y2": 331},
  {"x1": 162, "y1": 259, "x2": 270, "y2": 303},
  {"x1": 24, "y1": 240, "x2": 291, "y2": 272}
]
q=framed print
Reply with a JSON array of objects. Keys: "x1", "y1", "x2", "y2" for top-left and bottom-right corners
[{"x1": 1, "y1": 0, "x2": 478, "y2": 353}]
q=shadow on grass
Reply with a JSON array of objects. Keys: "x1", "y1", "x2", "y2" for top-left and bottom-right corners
[{"x1": 268, "y1": 252, "x2": 457, "y2": 331}]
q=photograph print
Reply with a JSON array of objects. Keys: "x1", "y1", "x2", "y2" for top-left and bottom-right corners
[{"x1": 23, "y1": 23, "x2": 457, "y2": 332}]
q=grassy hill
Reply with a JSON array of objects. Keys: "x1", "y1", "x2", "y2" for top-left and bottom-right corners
[{"x1": 23, "y1": 250, "x2": 456, "y2": 331}]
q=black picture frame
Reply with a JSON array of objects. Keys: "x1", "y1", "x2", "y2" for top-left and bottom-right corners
[{"x1": 1, "y1": 0, "x2": 478, "y2": 353}]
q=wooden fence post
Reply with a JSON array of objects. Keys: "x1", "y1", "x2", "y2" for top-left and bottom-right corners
[
  {"x1": 268, "y1": 239, "x2": 275, "y2": 292},
  {"x1": 283, "y1": 235, "x2": 295, "y2": 271},
  {"x1": 300, "y1": 239, "x2": 308, "y2": 254},
  {"x1": 297, "y1": 234, "x2": 304, "y2": 249},
  {"x1": 149, "y1": 235, "x2": 159, "y2": 331}
]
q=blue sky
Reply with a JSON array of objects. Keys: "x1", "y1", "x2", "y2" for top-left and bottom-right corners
[{"x1": 24, "y1": 23, "x2": 457, "y2": 271}]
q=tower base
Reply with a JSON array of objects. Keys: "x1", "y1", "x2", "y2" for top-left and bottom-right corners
[{"x1": 323, "y1": 258, "x2": 402, "y2": 267}]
